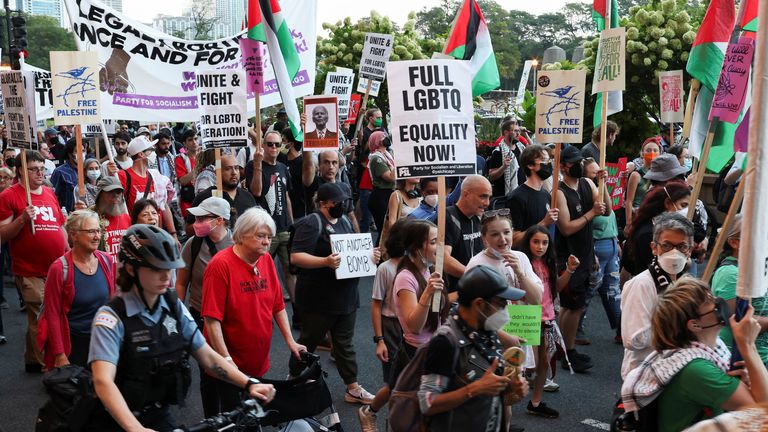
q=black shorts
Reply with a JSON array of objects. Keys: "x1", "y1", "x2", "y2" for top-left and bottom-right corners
[
  {"x1": 381, "y1": 316, "x2": 403, "y2": 382},
  {"x1": 560, "y1": 277, "x2": 589, "y2": 310}
]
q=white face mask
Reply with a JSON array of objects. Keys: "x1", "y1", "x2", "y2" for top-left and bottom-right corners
[
  {"x1": 657, "y1": 248, "x2": 688, "y2": 275},
  {"x1": 675, "y1": 207, "x2": 689, "y2": 218},
  {"x1": 482, "y1": 302, "x2": 510, "y2": 332},
  {"x1": 86, "y1": 169, "x2": 101, "y2": 181},
  {"x1": 424, "y1": 194, "x2": 438, "y2": 208}
]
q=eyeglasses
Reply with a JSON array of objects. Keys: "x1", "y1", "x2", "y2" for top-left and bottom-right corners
[
  {"x1": 78, "y1": 228, "x2": 103, "y2": 236},
  {"x1": 264, "y1": 141, "x2": 281, "y2": 148},
  {"x1": 654, "y1": 241, "x2": 691, "y2": 254},
  {"x1": 0, "y1": 176, "x2": 9, "y2": 182},
  {"x1": 512, "y1": 129, "x2": 521, "y2": 133},
  {"x1": 27, "y1": 167, "x2": 45, "y2": 174},
  {"x1": 482, "y1": 208, "x2": 510, "y2": 220},
  {"x1": 252, "y1": 233, "x2": 273, "y2": 242}
]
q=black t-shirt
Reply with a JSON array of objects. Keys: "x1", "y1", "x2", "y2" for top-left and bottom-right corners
[
  {"x1": 487, "y1": 144, "x2": 525, "y2": 198},
  {"x1": 185, "y1": 186, "x2": 258, "y2": 229},
  {"x1": 284, "y1": 154, "x2": 307, "y2": 219},
  {"x1": 291, "y1": 212, "x2": 359, "y2": 314},
  {"x1": 581, "y1": 142, "x2": 600, "y2": 161},
  {"x1": 444, "y1": 205, "x2": 483, "y2": 290},
  {"x1": 507, "y1": 183, "x2": 551, "y2": 233},
  {"x1": 246, "y1": 161, "x2": 292, "y2": 232},
  {"x1": 555, "y1": 178, "x2": 595, "y2": 285},
  {"x1": 305, "y1": 176, "x2": 355, "y2": 215}
]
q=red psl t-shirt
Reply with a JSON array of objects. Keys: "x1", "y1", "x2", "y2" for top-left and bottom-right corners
[
  {"x1": 175, "y1": 153, "x2": 197, "y2": 216},
  {"x1": 0, "y1": 184, "x2": 67, "y2": 277},
  {"x1": 201, "y1": 247, "x2": 285, "y2": 377},
  {"x1": 117, "y1": 168, "x2": 163, "y2": 225},
  {"x1": 102, "y1": 213, "x2": 131, "y2": 263}
]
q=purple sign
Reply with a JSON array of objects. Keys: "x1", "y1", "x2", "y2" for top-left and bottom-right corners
[
  {"x1": 239, "y1": 38, "x2": 265, "y2": 94},
  {"x1": 710, "y1": 37, "x2": 754, "y2": 124}
]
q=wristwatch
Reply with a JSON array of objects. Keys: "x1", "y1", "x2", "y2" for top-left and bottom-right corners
[
  {"x1": 373, "y1": 336, "x2": 385, "y2": 344},
  {"x1": 244, "y1": 376, "x2": 261, "y2": 392}
]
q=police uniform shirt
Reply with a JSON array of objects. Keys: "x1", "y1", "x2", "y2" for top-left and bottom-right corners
[{"x1": 88, "y1": 289, "x2": 205, "y2": 365}]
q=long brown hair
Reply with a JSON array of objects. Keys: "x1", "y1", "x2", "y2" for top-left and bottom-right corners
[{"x1": 651, "y1": 277, "x2": 712, "y2": 351}]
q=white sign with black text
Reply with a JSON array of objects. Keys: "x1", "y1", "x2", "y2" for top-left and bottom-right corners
[
  {"x1": 330, "y1": 233, "x2": 377, "y2": 279},
  {"x1": 358, "y1": 33, "x2": 393, "y2": 81},
  {"x1": 356, "y1": 77, "x2": 380, "y2": 97},
  {"x1": 324, "y1": 67, "x2": 354, "y2": 119},
  {"x1": 196, "y1": 70, "x2": 248, "y2": 148}
]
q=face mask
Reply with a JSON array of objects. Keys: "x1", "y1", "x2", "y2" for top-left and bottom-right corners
[
  {"x1": 699, "y1": 297, "x2": 732, "y2": 329},
  {"x1": 675, "y1": 207, "x2": 689, "y2": 218},
  {"x1": 4, "y1": 158, "x2": 15, "y2": 168},
  {"x1": 567, "y1": 163, "x2": 583, "y2": 178},
  {"x1": 684, "y1": 158, "x2": 693, "y2": 171},
  {"x1": 87, "y1": 169, "x2": 101, "y2": 181},
  {"x1": 417, "y1": 250, "x2": 433, "y2": 269},
  {"x1": 643, "y1": 152, "x2": 657, "y2": 165},
  {"x1": 481, "y1": 301, "x2": 510, "y2": 332},
  {"x1": 424, "y1": 194, "x2": 438, "y2": 208},
  {"x1": 536, "y1": 162, "x2": 553, "y2": 180},
  {"x1": 407, "y1": 188, "x2": 420, "y2": 199},
  {"x1": 193, "y1": 219, "x2": 216, "y2": 237},
  {"x1": 657, "y1": 248, "x2": 688, "y2": 275},
  {"x1": 328, "y1": 202, "x2": 345, "y2": 218},
  {"x1": 373, "y1": 118, "x2": 383, "y2": 127}
]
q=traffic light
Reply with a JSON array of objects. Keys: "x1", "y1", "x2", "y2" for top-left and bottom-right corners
[{"x1": 10, "y1": 15, "x2": 27, "y2": 69}]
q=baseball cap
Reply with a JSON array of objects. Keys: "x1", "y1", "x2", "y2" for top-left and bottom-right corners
[
  {"x1": 95, "y1": 175, "x2": 123, "y2": 201},
  {"x1": 136, "y1": 126, "x2": 151, "y2": 137},
  {"x1": 643, "y1": 154, "x2": 689, "y2": 182},
  {"x1": 187, "y1": 197, "x2": 231, "y2": 220},
  {"x1": 317, "y1": 182, "x2": 349, "y2": 203},
  {"x1": 44, "y1": 128, "x2": 58, "y2": 136},
  {"x1": 560, "y1": 145, "x2": 584, "y2": 164},
  {"x1": 457, "y1": 266, "x2": 526, "y2": 304},
  {"x1": 126, "y1": 136, "x2": 158, "y2": 156}
]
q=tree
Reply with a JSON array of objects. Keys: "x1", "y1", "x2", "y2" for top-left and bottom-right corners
[
  {"x1": 414, "y1": 0, "x2": 459, "y2": 40},
  {"x1": 25, "y1": 15, "x2": 77, "y2": 70},
  {"x1": 187, "y1": 0, "x2": 216, "y2": 40},
  {"x1": 315, "y1": 12, "x2": 443, "y2": 115}
]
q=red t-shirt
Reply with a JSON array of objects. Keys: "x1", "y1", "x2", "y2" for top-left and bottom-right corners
[
  {"x1": 201, "y1": 247, "x2": 285, "y2": 377},
  {"x1": 118, "y1": 168, "x2": 157, "y2": 214},
  {"x1": 359, "y1": 158, "x2": 373, "y2": 190},
  {"x1": 102, "y1": 213, "x2": 131, "y2": 263},
  {"x1": 175, "y1": 153, "x2": 197, "y2": 217},
  {"x1": 0, "y1": 184, "x2": 67, "y2": 277}
]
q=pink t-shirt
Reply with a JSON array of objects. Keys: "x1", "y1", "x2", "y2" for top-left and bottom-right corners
[
  {"x1": 393, "y1": 268, "x2": 433, "y2": 348},
  {"x1": 532, "y1": 259, "x2": 555, "y2": 321}
]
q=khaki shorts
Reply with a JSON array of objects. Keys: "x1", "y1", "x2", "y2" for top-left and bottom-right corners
[{"x1": 269, "y1": 230, "x2": 291, "y2": 271}]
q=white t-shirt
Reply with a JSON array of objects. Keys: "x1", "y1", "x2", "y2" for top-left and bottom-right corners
[{"x1": 620, "y1": 270, "x2": 658, "y2": 379}]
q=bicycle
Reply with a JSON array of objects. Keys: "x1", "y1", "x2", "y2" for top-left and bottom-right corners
[{"x1": 173, "y1": 398, "x2": 268, "y2": 432}]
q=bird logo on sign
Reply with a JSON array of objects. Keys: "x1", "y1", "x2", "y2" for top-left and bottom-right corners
[
  {"x1": 540, "y1": 85, "x2": 581, "y2": 126},
  {"x1": 55, "y1": 66, "x2": 97, "y2": 107}
]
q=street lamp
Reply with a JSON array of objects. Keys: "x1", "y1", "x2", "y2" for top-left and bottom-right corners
[{"x1": 531, "y1": 59, "x2": 539, "y2": 94}]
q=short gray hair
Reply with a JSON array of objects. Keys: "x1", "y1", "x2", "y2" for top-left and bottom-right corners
[
  {"x1": 65, "y1": 209, "x2": 100, "y2": 236},
  {"x1": 653, "y1": 212, "x2": 694, "y2": 243},
  {"x1": 233, "y1": 207, "x2": 276, "y2": 243}
]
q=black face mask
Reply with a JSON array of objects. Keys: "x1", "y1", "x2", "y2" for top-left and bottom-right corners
[
  {"x1": 5, "y1": 158, "x2": 15, "y2": 168},
  {"x1": 567, "y1": 162, "x2": 583, "y2": 178},
  {"x1": 328, "y1": 202, "x2": 345, "y2": 218},
  {"x1": 536, "y1": 163, "x2": 553, "y2": 180},
  {"x1": 699, "y1": 297, "x2": 732, "y2": 329},
  {"x1": 406, "y1": 189, "x2": 420, "y2": 199}
]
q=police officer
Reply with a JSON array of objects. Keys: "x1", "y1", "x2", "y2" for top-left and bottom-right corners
[{"x1": 88, "y1": 225, "x2": 275, "y2": 431}]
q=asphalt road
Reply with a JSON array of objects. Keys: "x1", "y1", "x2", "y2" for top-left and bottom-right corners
[{"x1": 0, "y1": 275, "x2": 624, "y2": 432}]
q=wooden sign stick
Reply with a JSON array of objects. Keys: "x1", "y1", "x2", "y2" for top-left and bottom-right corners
[
  {"x1": 432, "y1": 176, "x2": 447, "y2": 312},
  {"x1": 19, "y1": 150, "x2": 35, "y2": 234},
  {"x1": 75, "y1": 125, "x2": 85, "y2": 202},
  {"x1": 551, "y1": 143, "x2": 562, "y2": 212}
]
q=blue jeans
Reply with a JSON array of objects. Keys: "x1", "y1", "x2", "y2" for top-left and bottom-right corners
[
  {"x1": 358, "y1": 188, "x2": 373, "y2": 232},
  {"x1": 593, "y1": 238, "x2": 622, "y2": 330}
]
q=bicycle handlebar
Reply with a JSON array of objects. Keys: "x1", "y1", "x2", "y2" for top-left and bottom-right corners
[{"x1": 173, "y1": 399, "x2": 267, "y2": 432}]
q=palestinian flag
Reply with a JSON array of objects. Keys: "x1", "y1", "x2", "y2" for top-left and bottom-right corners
[
  {"x1": 443, "y1": 0, "x2": 500, "y2": 97},
  {"x1": 740, "y1": 0, "x2": 758, "y2": 33},
  {"x1": 248, "y1": 0, "x2": 303, "y2": 140},
  {"x1": 592, "y1": 0, "x2": 619, "y2": 31},
  {"x1": 592, "y1": 0, "x2": 623, "y2": 127},
  {"x1": 685, "y1": 0, "x2": 742, "y2": 172}
]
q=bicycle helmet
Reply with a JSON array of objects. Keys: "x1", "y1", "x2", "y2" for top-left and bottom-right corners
[{"x1": 120, "y1": 224, "x2": 184, "y2": 269}]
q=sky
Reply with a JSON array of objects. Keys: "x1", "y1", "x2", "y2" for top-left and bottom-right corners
[{"x1": 123, "y1": 0, "x2": 582, "y2": 28}]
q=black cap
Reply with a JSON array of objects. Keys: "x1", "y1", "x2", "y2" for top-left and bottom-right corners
[
  {"x1": 317, "y1": 182, "x2": 349, "y2": 203},
  {"x1": 457, "y1": 266, "x2": 526, "y2": 303},
  {"x1": 560, "y1": 145, "x2": 584, "y2": 164}
]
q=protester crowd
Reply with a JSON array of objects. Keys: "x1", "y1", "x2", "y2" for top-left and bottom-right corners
[{"x1": 0, "y1": 113, "x2": 764, "y2": 432}]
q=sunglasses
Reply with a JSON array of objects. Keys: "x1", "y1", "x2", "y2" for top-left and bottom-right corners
[
  {"x1": 482, "y1": 208, "x2": 510, "y2": 220},
  {"x1": 264, "y1": 141, "x2": 281, "y2": 148}
]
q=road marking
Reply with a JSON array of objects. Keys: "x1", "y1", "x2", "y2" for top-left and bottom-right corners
[{"x1": 581, "y1": 418, "x2": 611, "y2": 430}]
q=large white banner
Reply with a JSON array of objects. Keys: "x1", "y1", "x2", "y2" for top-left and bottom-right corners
[
  {"x1": 63, "y1": 0, "x2": 316, "y2": 121},
  {"x1": 387, "y1": 60, "x2": 476, "y2": 179}
]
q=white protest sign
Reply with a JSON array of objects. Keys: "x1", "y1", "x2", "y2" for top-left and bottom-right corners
[
  {"x1": 196, "y1": 70, "x2": 248, "y2": 148},
  {"x1": 324, "y1": 67, "x2": 354, "y2": 119},
  {"x1": 356, "y1": 77, "x2": 380, "y2": 97},
  {"x1": 387, "y1": 60, "x2": 476, "y2": 179},
  {"x1": 50, "y1": 51, "x2": 101, "y2": 125},
  {"x1": 20, "y1": 62, "x2": 54, "y2": 120},
  {"x1": 592, "y1": 27, "x2": 626, "y2": 94},
  {"x1": 63, "y1": 0, "x2": 316, "y2": 122},
  {"x1": 359, "y1": 33, "x2": 393, "y2": 81},
  {"x1": 0, "y1": 71, "x2": 34, "y2": 149},
  {"x1": 330, "y1": 233, "x2": 377, "y2": 279},
  {"x1": 516, "y1": 60, "x2": 533, "y2": 107},
  {"x1": 84, "y1": 119, "x2": 116, "y2": 136},
  {"x1": 535, "y1": 70, "x2": 586, "y2": 144},
  {"x1": 659, "y1": 70, "x2": 684, "y2": 123}
]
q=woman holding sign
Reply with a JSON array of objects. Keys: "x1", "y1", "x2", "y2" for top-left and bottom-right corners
[{"x1": 367, "y1": 131, "x2": 395, "y2": 242}]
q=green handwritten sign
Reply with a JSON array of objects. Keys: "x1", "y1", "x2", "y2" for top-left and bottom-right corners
[{"x1": 502, "y1": 304, "x2": 542, "y2": 346}]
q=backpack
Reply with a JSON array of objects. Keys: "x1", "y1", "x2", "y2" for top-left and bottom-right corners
[
  {"x1": 287, "y1": 212, "x2": 352, "y2": 275},
  {"x1": 178, "y1": 153, "x2": 195, "y2": 203},
  {"x1": 388, "y1": 324, "x2": 460, "y2": 432},
  {"x1": 35, "y1": 365, "x2": 98, "y2": 432},
  {"x1": 187, "y1": 235, "x2": 219, "y2": 278},
  {"x1": 712, "y1": 158, "x2": 738, "y2": 213},
  {"x1": 610, "y1": 397, "x2": 659, "y2": 432}
]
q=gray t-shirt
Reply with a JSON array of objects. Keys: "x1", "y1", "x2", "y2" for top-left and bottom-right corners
[
  {"x1": 371, "y1": 259, "x2": 399, "y2": 318},
  {"x1": 181, "y1": 231, "x2": 234, "y2": 311}
]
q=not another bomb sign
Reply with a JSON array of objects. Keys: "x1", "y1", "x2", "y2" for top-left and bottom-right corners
[
  {"x1": 535, "y1": 70, "x2": 586, "y2": 143},
  {"x1": 388, "y1": 60, "x2": 476, "y2": 179}
]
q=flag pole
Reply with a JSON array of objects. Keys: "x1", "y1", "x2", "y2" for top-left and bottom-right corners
[
  {"x1": 597, "y1": 0, "x2": 611, "y2": 202},
  {"x1": 680, "y1": 79, "x2": 701, "y2": 147},
  {"x1": 214, "y1": 148, "x2": 222, "y2": 198},
  {"x1": 687, "y1": 118, "x2": 718, "y2": 220},
  {"x1": 19, "y1": 150, "x2": 35, "y2": 234},
  {"x1": 431, "y1": 176, "x2": 447, "y2": 312},
  {"x1": 703, "y1": 177, "x2": 745, "y2": 280},
  {"x1": 75, "y1": 124, "x2": 85, "y2": 203}
]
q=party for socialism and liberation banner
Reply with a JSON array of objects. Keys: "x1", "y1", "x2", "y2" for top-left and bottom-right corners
[{"x1": 62, "y1": 0, "x2": 316, "y2": 121}]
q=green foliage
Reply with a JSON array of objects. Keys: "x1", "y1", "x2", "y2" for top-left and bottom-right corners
[
  {"x1": 518, "y1": 90, "x2": 537, "y2": 132},
  {"x1": 578, "y1": 0, "x2": 703, "y2": 158},
  {"x1": 24, "y1": 15, "x2": 77, "y2": 70},
  {"x1": 316, "y1": 11, "x2": 443, "y2": 115}
]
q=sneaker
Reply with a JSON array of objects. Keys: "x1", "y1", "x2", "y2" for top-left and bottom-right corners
[
  {"x1": 527, "y1": 400, "x2": 559, "y2": 419},
  {"x1": 345, "y1": 385, "x2": 375, "y2": 405},
  {"x1": 562, "y1": 352, "x2": 593, "y2": 373},
  {"x1": 357, "y1": 405, "x2": 378, "y2": 432},
  {"x1": 317, "y1": 334, "x2": 332, "y2": 351},
  {"x1": 570, "y1": 349, "x2": 592, "y2": 363},
  {"x1": 543, "y1": 378, "x2": 559, "y2": 392},
  {"x1": 0, "y1": 335, "x2": 6, "y2": 345}
]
